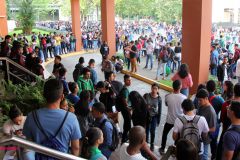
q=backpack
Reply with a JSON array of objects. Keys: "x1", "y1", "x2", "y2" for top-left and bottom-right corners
[
  {"x1": 73, "y1": 65, "x2": 83, "y2": 82},
  {"x1": 227, "y1": 127, "x2": 240, "y2": 160},
  {"x1": 115, "y1": 87, "x2": 128, "y2": 112},
  {"x1": 179, "y1": 115, "x2": 201, "y2": 152},
  {"x1": 160, "y1": 51, "x2": 169, "y2": 63},
  {"x1": 32, "y1": 110, "x2": 69, "y2": 160},
  {"x1": 99, "y1": 119, "x2": 120, "y2": 151}
]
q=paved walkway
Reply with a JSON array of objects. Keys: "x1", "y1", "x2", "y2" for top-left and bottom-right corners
[{"x1": 45, "y1": 52, "x2": 174, "y2": 159}]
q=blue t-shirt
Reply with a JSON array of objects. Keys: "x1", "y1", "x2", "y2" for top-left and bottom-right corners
[
  {"x1": 67, "y1": 94, "x2": 80, "y2": 105},
  {"x1": 23, "y1": 108, "x2": 81, "y2": 153},
  {"x1": 223, "y1": 125, "x2": 240, "y2": 158}
]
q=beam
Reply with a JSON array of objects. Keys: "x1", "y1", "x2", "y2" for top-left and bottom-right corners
[
  {"x1": 101, "y1": 0, "x2": 116, "y2": 57},
  {"x1": 182, "y1": 0, "x2": 212, "y2": 94},
  {"x1": 0, "y1": 0, "x2": 8, "y2": 37},
  {"x1": 71, "y1": 0, "x2": 82, "y2": 51}
]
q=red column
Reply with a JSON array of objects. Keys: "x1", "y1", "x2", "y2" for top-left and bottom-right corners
[
  {"x1": 71, "y1": 0, "x2": 82, "y2": 51},
  {"x1": 182, "y1": 0, "x2": 212, "y2": 93},
  {"x1": 101, "y1": 0, "x2": 116, "y2": 57},
  {"x1": 0, "y1": 0, "x2": 8, "y2": 37}
]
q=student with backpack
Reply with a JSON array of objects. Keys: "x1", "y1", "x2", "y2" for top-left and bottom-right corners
[
  {"x1": 23, "y1": 79, "x2": 81, "y2": 158},
  {"x1": 73, "y1": 57, "x2": 85, "y2": 82},
  {"x1": 222, "y1": 101, "x2": 240, "y2": 160},
  {"x1": 92, "y1": 102, "x2": 119, "y2": 159},
  {"x1": 156, "y1": 46, "x2": 169, "y2": 80},
  {"x1": 173, "y1": 99, "x2": 209, "y2": 159}
]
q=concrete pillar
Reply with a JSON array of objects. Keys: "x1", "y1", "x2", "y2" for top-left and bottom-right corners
[
  {"x1": 182, "y1": 0, "x2": 212, "y2": 93},
  {"x1": 0, "y1": 0, "x2": 8, "y2": 37},
  {"x1": 101, "y1": 0, "x2": 116, "y2": 57},
  {"x1": 71, "y1": 0, "x2": 82, "y2": 51}
]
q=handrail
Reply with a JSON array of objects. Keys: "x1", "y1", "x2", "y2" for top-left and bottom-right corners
[
  {"x1": 0, "y1": 136, "x2": 85, "y2": 160},
  {"x1": 0, "y1": 57, "x2": 44, "y2": 82}
]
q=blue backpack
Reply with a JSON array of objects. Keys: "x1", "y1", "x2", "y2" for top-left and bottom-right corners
[{"x1": 32, "y1": 110, "x2": 69, "y2": 160}]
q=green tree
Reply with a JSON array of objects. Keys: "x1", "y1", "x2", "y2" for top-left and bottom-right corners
[{"x1": 17, "y1": 0, "x2": 35, "y2": 34}]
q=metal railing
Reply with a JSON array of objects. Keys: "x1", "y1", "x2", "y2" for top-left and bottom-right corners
[
  {"x1": 0, "y1": 57, "x2": 44, "y2": 83},
  {"x1": 0, "y1": 136, "x2": 85, "y2": 160}
]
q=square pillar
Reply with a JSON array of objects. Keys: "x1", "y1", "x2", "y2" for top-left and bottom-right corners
[
  {"x1": 71, "y1": 0, "x2": 82, "y2": 51},
  {"x1": 101, "y1": 0, "x2": 116, "y2": 57},
  {"x1": 0, "y1": 0, "x2": 8, "y2": 37},
  {"x1": 182, "y1": 0, "x2": 212, "y2": 94}
]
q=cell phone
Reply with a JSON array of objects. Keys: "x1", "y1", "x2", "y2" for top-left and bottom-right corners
[{"x1": 112, "y1": 106, "x2": 116, "y2": 113}]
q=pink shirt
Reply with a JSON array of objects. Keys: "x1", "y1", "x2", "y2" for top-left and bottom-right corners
[{"x1": 171, "y1": 73, "x2": 193, "y2": 89}]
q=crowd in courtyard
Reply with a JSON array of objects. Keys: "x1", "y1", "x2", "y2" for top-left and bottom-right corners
[{"x1": 0, "y1": 21, "x2": 240, "y2": 160}]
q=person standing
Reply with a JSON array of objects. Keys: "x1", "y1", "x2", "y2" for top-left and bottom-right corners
[
  {"x1": 222, "y1": 101, "x2": 240, "y2": 160},
  {"x1": 126, "y1": 41, "x2": 138, "y2": 73},
  {"x1": 159, "y1": 80, "x2": 187, "y2": 154},
  {"x1": 236, "y1": 57, "x2": 240, "y2": 83},
  {"x1": 116, "y1": 74, "x2": 132, "y2": 143},
  {"x1": 210, "y1": 45, "x2": 219, "y2": 76},
  {"x1": 196, "y1": 89, "x2": 217, "y2": 160},
  {"x1": 171, "y1": 64, "x2": 193, "y2": 97},
  {"x1": 143, "y1": 83, "x2": 162, "y2": 151},
  {"x1": 156, "y1": 46, "x2": 169, "y2": 80},
  {"x1": 144, "y1": 40, "x2": 154, "y2": 70},
  {"x1": 23, "y1": 79, "x2": 81, "y2": 157}
]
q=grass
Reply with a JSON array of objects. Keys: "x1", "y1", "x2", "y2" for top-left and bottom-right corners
[{"x1": 159, "y1": 79, "x2": 173, "y2": 87}]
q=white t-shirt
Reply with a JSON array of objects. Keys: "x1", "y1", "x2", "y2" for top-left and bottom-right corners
[
  {"x1": 3, "y1": 116, "x2": 26, "y2": 135},
  {"x1": 165, "y1": 93, "x2": 187, "y2": 124},
  {"x1": 236, "y1": 58, "x2": 240, "y2": 77},
  {"x1": 173, "y1": 115, "x2": 209, "y2": 154},
  {"x1": 119, "y1": 143, "x2": 147, "y2": 160}
]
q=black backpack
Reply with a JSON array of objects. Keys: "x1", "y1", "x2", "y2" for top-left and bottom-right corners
[
  {"x1": 32, "y1": 110, "x2": 69, "y2": 160},
  {"x1": 115, "y1": 87, "x2": 128, "y2": 112},
  {"x1": 179, "y1": 115, "x2": 201, "y2": 152},
  {"x1": 99, "y1": 119, "x2": 120, "y2": 151},
  {"x1": 73, "y1": 65, "x2": 83, "y2": 82}
]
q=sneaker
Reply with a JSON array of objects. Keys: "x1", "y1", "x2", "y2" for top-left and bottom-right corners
[
  {"x1": 159, "y1": 148, "x2": 165, "y2": 155},
  {"x1": 150, "y1": 144, "x2": 154, "y2": 151}
]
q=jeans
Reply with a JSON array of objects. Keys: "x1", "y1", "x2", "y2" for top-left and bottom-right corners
[
  {"x1": 156, "y1": 62, "x2": 166, "y2": 79},
  {"x1": 83, "y1": 40, "x2": 88, "y2": 50},
  {"x1": 203, "y1": 144, "x2": 209, "y2": 160},
  {"x1": 54, "y1": 45, "x2": 60, "y2": 56},
  {"x1": 161, "y1": 123, "x2": 174, "y2": 150},
  {"x1": 145, "y1": 54, "x2": 153, "y2": 69},
  {"x1": 93, "y1": 40, "x2": 98, "y2": 49},
  {"x1": 47, "y1": 46, "x2": 53, "y2": 58},
  {"x1": 121, "y1": 109, "x2": 132, "y2": 143},
  {"x1": 180, "y1": 88, "x2": 189, "y2": 97},
  {"x1": 146, "y1": 116, "x2": 158, "y2": 144},
  {"x1": 125, "y1": 57, "x2": 130, "y2": 70},
  {"x1": 238, "y1": 76, "x2": 240, "y2": 83},
  {"x1": 42, "y1": 46, "x2": 48, "y2": 61},
  {"x1": 211, "y1": 67, "x2": 217, "y2": 76},
  {"x1": 70, "y1": 42, "x2": 75, "y2": 52}
]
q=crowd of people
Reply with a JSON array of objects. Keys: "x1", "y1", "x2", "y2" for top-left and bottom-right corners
[{"x1": 1, "y1": 21, "x2": 240, "y2": 160}]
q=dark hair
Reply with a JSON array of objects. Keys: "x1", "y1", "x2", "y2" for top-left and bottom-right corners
[
  {"x1": 230, "y1": 101, "x2": 240, "y2": 118},
  {"x1": 75, "y1": 90, "x2": 90, "y2": 116},
  {"x1": 92, "y1": 102, "x2": 105, "y2": 114},
  {"x1": 182, "y1": 99, "x2": 195, "y2": 112},
  {"x1": 124, "y1": 74, "x2": 131, "y2": 81},
  {"x1": 79, "y1": 57, "x2": 85, "y2": 64},
  {"x1": 178, "y1": 64, "x2": 189, "y2": 79},
  {"x1": 234, "y1": 83, "x2": 240, "y2": 97},
  {"x1": 105, "y1": 71, "x2": 114, "y2": 80},
  {"x1": 59, "y1": 67, "x2": 67, "y2": 77},
  {"x1": 223, "y1": 81, "x2": 234, "y2": 100},
  {"x1": 152, "y1": 83, "x2": 160, "y2": 89},
  {"x1": 96, "y1": 81, "x2": 108, "y2": 89},
  {"x1": 197, "y1": 84, "x2": 206, "y2": 92},
  {"x1": 89, "y1": 59, "x2": 95, "y2": 65},
  {"x1": 82, "y1": 67, "x2": 91, "y2": 75},
  {"x1": 81, "y1": 127, "x2": 102, "y2": 159},
  {"x1": 173, "y1": 80, "x2": 181, "y2": 91},
  {"x1": 9, "y1": 106, "x2": 22, "y2": 120},
  {"x1": 55, "y1": 55, "x2": 61, "y2": 61},
  {"x1": 206, "y1": 80, "x2": 216, "y2": 93},
  {"x1": 196, "y1": 89, "x2": 209, "y2": 99},
  {"x1": 43, "y1": 79, "x2": 63, "y2": 103},
  {"x1": 35, "y1": 57, "x2": 41, "y2": 64},
  {"x1": 176, "y1": 139, "x2": 198, "y2": 160},
  {"x1": 68, "y1": 82, "x2": 78, "y2": 93},
  {"x1": 5, "y1": 35, "x2": 11, "y2": 40}
]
